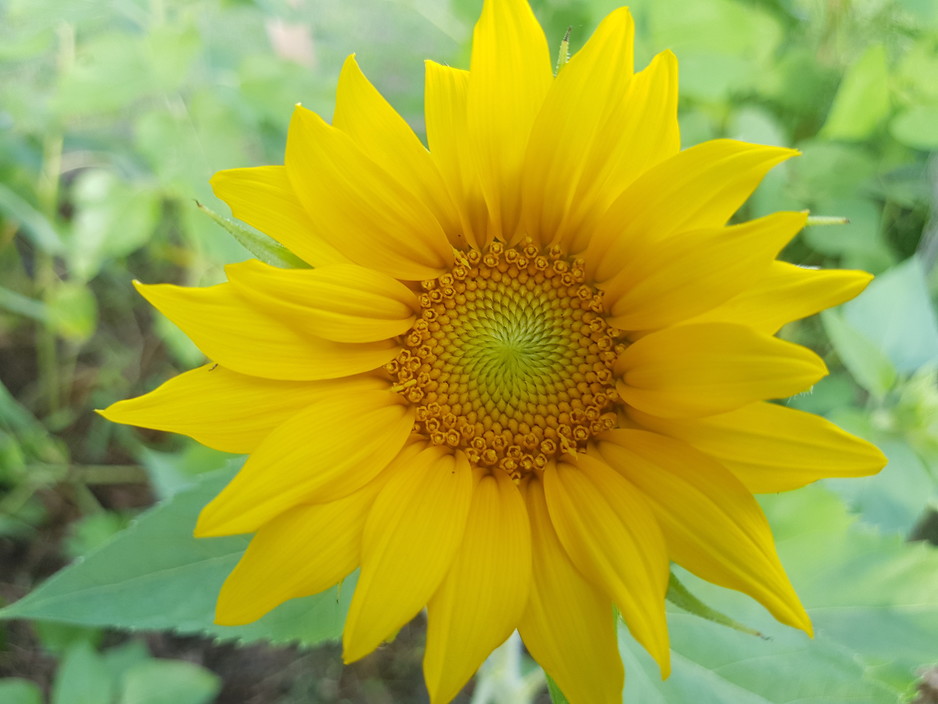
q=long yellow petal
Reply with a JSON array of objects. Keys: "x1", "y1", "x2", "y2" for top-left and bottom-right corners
[
  {"x1": 596, "y1": 430, "x2": 812, "y2": 634},
  {"x1": 468, "y1": 0, "x2": 552, "y2": 241},
  {"x1": 333, "y1": 55, "x2": 463, "y2": 246},
  {"x1": 522, "y1": 8, "x2": 635, "y2": 247},
  {"x1": 686, "y1": 261, "x2": 874, "y2": 333},
  {"x1": 544, "y1": 459, "x2": 671, "y2": 676},
  {"x1": 563, "y1": 49, "x2": 681, "y2": 254},
  {"x1": 588, "y1": 140, "x2": 797, "y2": 282},
  {"x1": 226, "y1": 259, "x2": 417, "y2": 343},
  {"x1": 628, "y1": 402, "x2": 887, "y2": 493},
  {"x1": 425, "y1": 61, "x2": 489, "y2": 249},
  {"x1": 601, "y1": 212, "x2": 807, "y2": 331},
  {"x1": 195, "y1": 390, "x2": 414, "y2": 536},
  {"x1": 343, "y1": 447, "x2": 474, "y2": 663},
  {"x1": 616, "y1": 322, "x2": 827, "y2": 418},
  {"x1": 98, "y1": 365, "x2": 379, "y2": 454},
  {"x1": 518, "y1": 478, "x2": 623, "y2": 704},
  {"x1": 214, "y1": 455, "x2": 399, "y2": 625},
  {"x1": 135, "y1": 281, "x2": 398, "y2": 381},
  {"x1": 424, "y1": 471, "x2": 531, "y2": 704},
  {"x1": 285, "y1": 105, "x2": 453, "y2": 281},
  {"x1": 209, "y1": 165, "x2": 348, "y2": 267}
]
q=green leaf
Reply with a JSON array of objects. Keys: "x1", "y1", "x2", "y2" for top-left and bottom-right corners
[
  {"x1": 620, "y1": 485, "x2": 938, "y2": 701},
  {"x1": 0, "y1": 678, "x2": 42, "y2": 704},
  {"x1": 842, "y1": 256, "x2": 938, "y2": 374},
  {"x1": 0, "y1": 183, "x2": 65, "y2": 255},
  {"x1": 821, "y1": 309, "x2": 898, "y2": 397},
  {"x1": 890, "y1": 106, "x2": 938, "y2": 150},
  {"x1": 822, "y1": 44, "x2": 891, "y2": 141},
  {"x1": 0, "y1": 469, "x2": 354, "y2": 647},
  {"x1": 545, "y1": 673, "x2": 570, "y2": 704},
  {"x1": 51, "y1": 641, "x2": 116, "y2": 704},
  {"x1": 118, "y1": 659, "x2": 221, "y2": 704},
  {"x1": 666, "y1": 573, "x2": 762, "y2": 638},
  {"x1": 46, "y1": 281, "x2": 98, "y2": 343},
  {"x1": 196, "y1": 201, "x2": 308, "y2": 269}
]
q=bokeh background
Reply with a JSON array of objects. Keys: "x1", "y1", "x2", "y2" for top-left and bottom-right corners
[{"x1": 1, "y1": 0, "x2": 937, "y2": 702}]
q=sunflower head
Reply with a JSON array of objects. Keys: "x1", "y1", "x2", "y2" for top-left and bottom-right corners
[{"x1": 101, "y1": 1, "x2": 887, "y2": 702}]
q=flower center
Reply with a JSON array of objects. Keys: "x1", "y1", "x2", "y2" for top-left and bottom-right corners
[{"x1": 388, "y1": 241, "x2": 621, "y2": 479}]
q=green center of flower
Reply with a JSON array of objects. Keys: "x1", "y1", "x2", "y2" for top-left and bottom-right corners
[{"x1": 388, "y1": 241, "x2": 621, "y2": 479}]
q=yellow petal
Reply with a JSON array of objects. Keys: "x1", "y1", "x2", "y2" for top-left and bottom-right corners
[
  {"x1": 686, "y1": 261, "x2": 874, "y2": 334},
  {"x1": 425, "y1": 61, "x2": 489, "y2": 249},
  {"x1": 544, "y1": 458, "x2": 671, "y2": 676},
  {"x1": 333, "y1": 55, "x2": 463, "y2": 247},
  {"x1": 588, "y1": 140, "x2": 798, "y2": 283},
  {"x1": 424, "y1": 471, "x2": 531, "y2": 704},
  {"x1": 226, "y1": 259, "x2": 417, "y2": 343},
  {"x1": 343, "y1": 447, "x2": 474, "y2": 663},
  {"x1": 468, "y1": 0, "x2": 552, "y2": 241},
  {"x1": 98, "y1": 365, "x2": 379, "y2": 454},
  {"x1": 135, "y1": 281, "x2": 398, "y2": 381},
  {"x1": 518, "y1": 478, "x2": 623, "y2": 704},
  {"x1": 628, "y1": 402, "x2": 887, "y2": 493},
  {"x1": 602, "y1": 212, "x2": 807, "y2": 331},
  {"x1": 215, "y1": 459, "x2": 395, "y2": 625},
  {"x1": 616, "y1": 322, "x2": 828, "y2": 418},
  {"x1": 285, "y1": 105, "x2": 453, "y2": 281},
  {"x1": 562, "y1": 49, "x2": 681, "y2": 254},
  {"x1": 209, "y1": 165, "x2": 349, "y2": 267},
  {"x1": 522, "y1": 8, "x2": 635, "y2": 247},
  {"x1": 596, "y1": 430, "x2": 812, "y2": 634},
  {"x1": 195, "y1": 390, "x2": 414, "y2": 536}
]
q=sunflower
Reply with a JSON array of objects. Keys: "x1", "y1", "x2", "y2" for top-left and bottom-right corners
[{"x1": 101, "y1": 1, "x2": 887, "y2": 701}]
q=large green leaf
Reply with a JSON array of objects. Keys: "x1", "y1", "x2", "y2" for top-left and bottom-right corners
[
  {"x1": 0, "y1": 469, "x2": 354, "y2": 647},
  {"x1": 620, "y1": 485, "x2": 938, "y2": 701}
]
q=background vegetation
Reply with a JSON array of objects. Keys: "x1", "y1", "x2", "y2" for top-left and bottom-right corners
[{"x1": 1, "y1": 0, "x2": 936, "y2": 701}]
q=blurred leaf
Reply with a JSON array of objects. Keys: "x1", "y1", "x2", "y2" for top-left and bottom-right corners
[
  {"x1": 620, "y1": 485, "x2": 938, "y2": 700},
  {"x1": 51, "y1": 640, "x2": 115, "y2": 704},
  {"x1": 825, "y1": 434, "x2": 936, "y2": 535},
  {"x1": 0, "y1": 468, "x2": 354, "y2": 647},
  {"x1": 843, "y1": 256, "x2": 938, "y2": 374},
  {"x1": 0, "y1": 182, "x2": 65, "y2": 255},
  {"x1": 101, "y1": 640, "x2": 151, "y2": 684},
  {"x1": 890, "y1": 106, "x2": 938, "y2": 151},
  {"x1": 46, "y1": 281, "x2": 98, "y2": 342},
  {"x1": 196, "y1": 201, "x2": 307, "y2": 269},
  {"x1": 0, "y1": 679, "x2": 42, "y2": 704},
  {"x1": 33, "y1": 621, "x2": 102, "y2": 657},
  {"x1": 67, "y1": 169, "x2": 160, "y2": 283},
  {"x1": 63, "y1": 511, "x2": 130, "y2": 559},
  {"x1": 140, "y1": 443, "x2": 238, "y2": 500},
  {"x1": 0, "y1": 286, "x2": 47, "y2": 323},
  {"x1": 821, "y1": 309, "x2": 898, "y2": 397},
  {"x1": 118, "y1": 659, "x2": 221, "y2": 704},
  {"x1": 53, "y1": 32, "x2": 149, "y2": 116},
  {"x1": 822, "y1": 44, "x2": 891, "y2": 141},
  {"x1": 791, "y1": 141, "x2": 878, "y2": 202},
  {"x1": 545, "y1": 673, "x2": 570, "y2": 704},
  {"x1": 145, "y1": 24, "x2": 200, "y2": 94}
]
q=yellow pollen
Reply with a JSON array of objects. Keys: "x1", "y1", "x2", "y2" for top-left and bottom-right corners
[{"x1": 388, "y1": 241, "x2": 621, "y2": 480}]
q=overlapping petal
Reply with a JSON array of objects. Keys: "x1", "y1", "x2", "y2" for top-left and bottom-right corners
[
  {"x1": 628, "y1": 402, "x2": 887, "y2": 492},
  {"x1": 135, "y1": 280, "x2": 398, "y2": 380},
  {"x1": 587, "y1": 140, "x2": 797, "y2": 282},
  {"x1": 98, "y1": 365, "x2": 380, "y2": 454},
  {"x1": 597, "y1": 430, "x2": 812, "y2": 633},
  {"x1": 195, "y1": 389, "x2": 414, "y2": 536},
  {"x1": 424, "y1": 471, "x2": 531, "y2": 704},
  {"x1": 468, "y1": 0, "x2": 552, "y2": 240},
  {"x1": 343, "y1": 447, "x2": 474, "y2": 663},
  {"x1": 686, "y1": 261, "x2": 874, "y2": 333},
  {"x1": 286, "y1": 105, "x2": 454, "y2": 280},
  {"x1": 601, "y1": 211, "x2": 807, "y2": 331},
  {"x1": 522, "y1": 8, "x2": 635, "y2": 247},
  {"x1": 544, "y1": 458, "x2": 671, "y2": 676},
  {"x1": 210, "y1": 165, "x2": 348, "y2": 267},
  {"x1": 226, "y1": 259, "x2": 417, "y2": 343},
  {"x1": 616, "y1": 322, "x2": 828, "y2": 418},
  {"x1": 518, "y1": 478, "x2": 623, "y2": 704}
]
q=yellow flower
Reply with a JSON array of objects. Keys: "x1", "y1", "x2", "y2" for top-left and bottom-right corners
[{"x1": 102, "y1": 1, "x2": 887, "y2": 702}]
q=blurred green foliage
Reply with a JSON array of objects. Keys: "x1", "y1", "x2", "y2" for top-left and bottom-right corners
[{"x1": 1, "y1": 0, "x2": 937, "y2": 701}]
